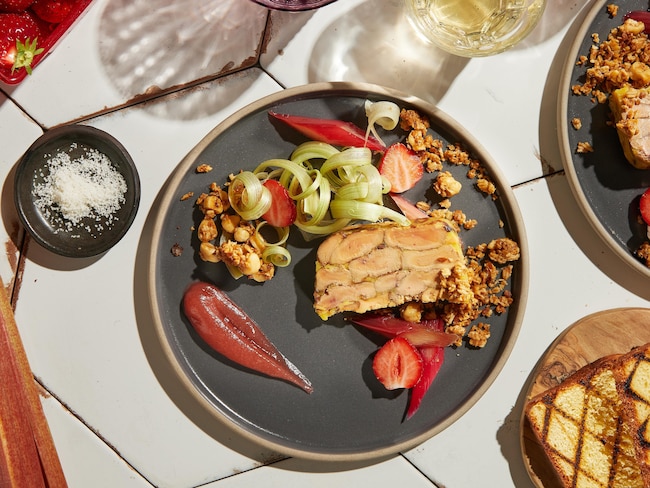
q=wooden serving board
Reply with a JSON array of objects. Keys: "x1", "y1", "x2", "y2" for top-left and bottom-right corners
[{"x1": 520, "y1": 308, "x2": 650, "y2": 488}]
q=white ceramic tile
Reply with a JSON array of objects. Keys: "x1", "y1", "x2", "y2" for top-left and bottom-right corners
[
  {"x1": 15, "y1": 69, "x2": 283, "y2": 488},
  {"x1": 0, "y1": 94, "x2": 42, "y2": 292},
  {"x1": 404, "y1": 174, "x2": 650, "y2": 487},
  {"x1": 41, "y1": 394, "x2": 154, "y2": 487},
  {"x1": 200, "y1": 456, "x2": 438, "y2": 488},
  {"x1": 5, "y1": 0, "x2": 640, "y2": 486},
  {"x1": 4, "y1": 0, "x2": 269, "y2": 128}
]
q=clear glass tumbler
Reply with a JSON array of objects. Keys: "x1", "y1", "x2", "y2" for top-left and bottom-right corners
[{"x1": 405, "y1": 0, "x2": 546, "y2": 57}]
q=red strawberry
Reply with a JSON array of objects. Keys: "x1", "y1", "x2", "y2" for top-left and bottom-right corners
[
  {"x1": 378, "y1": 142, "x2": 423, "y2": 193},
  {"x1": 32, "y1": 0, "x2": 76, "y2": 24},
  {"x1": 261, "y1": 179, "x2": 297, "y2": 227},
  {"x1": 641, "y1": 188, "x2": 650, "y2": 226},
  {"x1": 0, "y1": 0, "x2": 34, "y2": 12},
  {"x1": 372, "y1": 336, "x2": 423, "y2": 390},
  {"x1": 0, "y1": 11, "x2": 44, "y2": 75}
]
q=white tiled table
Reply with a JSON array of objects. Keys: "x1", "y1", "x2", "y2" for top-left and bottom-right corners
[{"x1": 2, "y1": 0, "x2": 649, "y2": 487}]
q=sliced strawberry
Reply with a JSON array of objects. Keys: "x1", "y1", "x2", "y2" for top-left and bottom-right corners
[
  {"x1": 261, "y1": 179, "x2": 297, "y2": 227},
  {"x1": 640, "y1": 188, "x2": 650, "y2": 226},
  {"x1": 372, "y1": 336, "x2": 423, "y2": 390},
  {"x1": 378, "y1": 143, "x2": 423, "y2": 193}
]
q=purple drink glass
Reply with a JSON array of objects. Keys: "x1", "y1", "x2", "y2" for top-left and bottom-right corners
[{"x1": 251, "y1": 0, "x2": 338, "y2": 11}]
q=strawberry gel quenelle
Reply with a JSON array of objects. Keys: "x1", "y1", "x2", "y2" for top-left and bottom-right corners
[{"x1": 182, "y1": 281, "x2": 313, "y2": 393}]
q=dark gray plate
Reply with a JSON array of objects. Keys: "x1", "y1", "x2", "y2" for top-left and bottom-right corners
[
  {"x1": 147, "y1": 82, "x2": 528, "y2": 460},
  {"x1": 14, "y1": 125, "x2": 140, "y2": 258},
  {"x1": 559, "y1": 0, "x2": 650, "y2": 278}
]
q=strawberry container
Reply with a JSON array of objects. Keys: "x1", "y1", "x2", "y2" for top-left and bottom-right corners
[{"x1": 0, "y1": 0, "x2": 93, "y2": 85}]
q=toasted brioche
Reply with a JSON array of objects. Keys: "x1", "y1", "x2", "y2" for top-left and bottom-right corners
[
  {"x1": 615, "y1": 343, "x2": 650, "y2": 487},
  {"x1": 525, "y1": 354, "x2": 645, "y2": 488}
]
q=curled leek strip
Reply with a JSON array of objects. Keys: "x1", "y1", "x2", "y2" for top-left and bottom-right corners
[
  {"x1": 320, "y1": 147, "x2": 373, "y2": 190},
  {"x1": 262, "y1": 245, "x2": 291, "y2": 267},
  {"x1": 287, "y1": 169, "x2": 322, "y2": 202},
  {"x1": 330, "y1": 200, "x2": 410, "y2": 226},
  {"x1": 254, "y1": 158, "x2": 313, "y2": 194},
  {"x1": 290, "y1": 141, "x2": 340, "y2": 165},
  {"x1": 228, "y1": 171, "x2": 272, "y2": 221},
  {"x1": 337, "y1": 182, "x2": 369, "y2": 201},
  {"x1": 355, "y1": 164, "x2": 385, "y2": 205},
  {"x1": 297, "y1": 175, "x2": 331, "y2": 228},
  {"x1": 365, "y1": 100, "x2": 400, "y2": 147},
  {"x1": 257, "y1": 222, "x2": 291, "y2": 267},
  {"x1": 256, "y1": 222, "x2": 290, "y2": 247},
  {"x1": 294, "y1": 217, "x2": 352, "y2": 236}
]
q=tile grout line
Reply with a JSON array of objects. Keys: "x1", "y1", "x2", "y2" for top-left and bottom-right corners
[
  {"x1": 33, "y1": 377, "x2": 157, "y2": 487},
  {"x1": 400, "y1": 453, "x2": 442, "y2": 488}
]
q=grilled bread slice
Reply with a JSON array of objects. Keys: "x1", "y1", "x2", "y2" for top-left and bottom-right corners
[
  {"x1": 615, "y1": 343, "x2": 650, "y2": 487},
  {"x1": 610, "y1": 85, "x2": 650, "y2": 169},
  {"x1": 525, "y1": 354, "x2": 645, "y2": 488},
  {"x1": 313, "y1": 218, "x2": 474, "y2": 320}
]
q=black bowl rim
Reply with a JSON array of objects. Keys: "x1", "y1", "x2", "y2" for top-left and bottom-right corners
[{"x1": 14, "y1": 124, "x2": 141, "y2": 258}]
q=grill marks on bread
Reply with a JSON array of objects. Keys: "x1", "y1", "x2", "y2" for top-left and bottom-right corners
[
  {"x1": 526, "y1": 344, "x2": 650, "y2": 488},
  {"x1": 616, "y1": 344, "x2": 650, "y2": 486}
]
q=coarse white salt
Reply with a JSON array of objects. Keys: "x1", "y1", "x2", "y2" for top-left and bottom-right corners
[{"x1": 33, "y1": 146, "x2": 128, "y2": 235}]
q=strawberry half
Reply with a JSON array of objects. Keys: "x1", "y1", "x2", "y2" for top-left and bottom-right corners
[
  {"x1": 261, "y1": 179, "x2": 297, "y2": 227},
  {"x1": 372, "y1": 336, "x2": 423, "y2": 390},
  {"x1": 640, "y1": 188, "x2": 650, "y2": 226},
  {"x1": 378, "y1": 142, "x2": 423, "y2": 194}
]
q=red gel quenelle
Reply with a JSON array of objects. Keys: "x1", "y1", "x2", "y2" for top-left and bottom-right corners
[{"x1": 182, "y1": 281, "x2": 313, "y2": 394}]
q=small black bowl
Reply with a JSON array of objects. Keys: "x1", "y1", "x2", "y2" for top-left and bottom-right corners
[{"x1": 14, "y1": 125, "x2": 140, "y2": 258}]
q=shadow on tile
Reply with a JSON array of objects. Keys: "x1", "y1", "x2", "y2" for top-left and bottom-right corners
[
  {"x1": 520, "y1": 0, "x2": 593, "y2": 51},
  {"x1": 305, "y1": 0, "x2": 467, "y2": 105},
  {"x1": 97, "y1": 0, "x2": 269, "y2": 106},
  {"x1": 496, "y1": 357, "x2": 554, "y2": 488},
  {"x1": 303, "y1": 0, "x2": 587, "y2": 106},
  {"x1": 123, "y1": 67, "x2": 276, "y2": 121}
]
